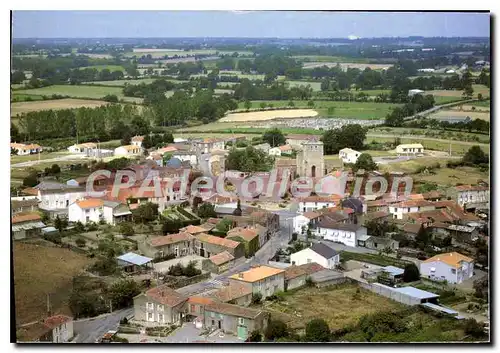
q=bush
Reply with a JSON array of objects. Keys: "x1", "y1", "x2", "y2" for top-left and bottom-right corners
[
  {"x1": 463, "y1": 318, "x2": 485, "y2": 338},
  {"x1": 75, "y1": 238, "x2": 86, "y2": 247},
  {"x1": 264, "y1": 319, "x2": 288, "y2": 341},
  {"x1": 305, "y1": 318, "x2": 331, "y2": 342},
  {"x1": 403, "y1": 263, "x2": 420, "y2": 282},
  {"x1": 247, "y1": 330, "x2": 262, "y2": 342},
  {"x1": 108, "y1": 279, "x2": 141, "y2": 310},
  {"x1": 252, "y1": 293, "x2": 262, "y2": 304},
  {"x1": 119, "y1": 222, "x2": 135, "y2": 236}
]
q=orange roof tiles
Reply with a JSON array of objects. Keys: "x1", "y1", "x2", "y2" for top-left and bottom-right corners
[
  {"x1": 180, "y1": 225, "x2": 207, "y2": 235},
  {"x1": 196, "y1": 233, "x2": 241, "y2": 249},
  {"x1": 187, "y1": 296, "x2": 215, "y2": 306},
  {"x1": 12, "y1": 212, "x2": 42, "y2": 224},
  {"x1": 149, "y1": 233, "x2": 193, "y2": 247},
  {"x1": 43, "y1": 315, "x2": 72, "y2": 329},
  {"x1": 76, "y1": 199, "x2": 104, "y2": 209},
  {"x1": 226, "y1": 227, "x2": 259, "y2": 242},
  {"x1": 284, "y1": 263, "x2": 324, "y2": 280},
  {"x1": 208, "y1": 251, "x2": 235, "y2": 266},
  {"x1": 145, "y1": 285, "x2": 187, "y2": 307},
  {"x1": 424, "y1": 252, "x2": 474, "y2": 268},
  {"x1": 229, "y1": 266, "x2": 284, "y2": 283},
  {"x1": 212, "y1": 282, "x2": 252, "y2": 302}
]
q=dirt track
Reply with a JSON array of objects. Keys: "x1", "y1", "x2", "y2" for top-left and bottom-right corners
[{"x1": 220, "y1": 109, "x2": 318, "y2": 122}]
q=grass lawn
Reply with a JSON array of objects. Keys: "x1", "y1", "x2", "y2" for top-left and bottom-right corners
[
  {"x1": 11, "y1": 152, "x2": 71, "y2": 164},
  {"x1": 11, "y1": 94, "x2": 45, "y2": 102},
  {"x1": 82, "y1": 78, "x2": 189, "y2": 87},
  {"x1": 353, "y1": 89, "x2": 391, "y2": 96},
  {"x1": 292, "y1": 55, "x2": 372, "y2": 63},
  {"x1": 80, "y1": 65, "x2": 125, "y2": 72},
  {"x1": 261, "y1": 283, "x2": 405, "y2": 331},
  {"x1": 13, "y1": 242, "x2": 94, "y2": 324},
  {"x1": 13, "y1": 85, "x2": 143, "y2": 103},
  {"x1": 469, "y1": 99, "x2": 491, "y2": 108},
  {"x1": 126, "y1": 49, "x2": 218, "y2": 58},
  {"x1": 236, "y1": 101, "x2": 400, "y2": 120},
  {"x1": 433, "y1": 96, "x2": 466, "y2": 105}
]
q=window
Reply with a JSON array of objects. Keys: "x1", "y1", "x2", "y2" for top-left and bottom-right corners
[
  {"x1": 307, "y1": 258, "x2": 312, "y2": 263},
  {"x1": 157, "y1": 304, "x2": 164, "y2": 312},
  {"x1": 238, "y1": 317, "x2": 245, "y2": 325},
  {"x1": 147, "y1": 302, "x2": 154, "y2": 311},
  {"x1": 158, "y1": 313, "x2": 164, "y2": 322},
  {"x1": 147, "y1": 312, "x2": 154, "y2": 321},
  {"x1": 451, "y1": 269, "x2": 456, "y2": 274}
]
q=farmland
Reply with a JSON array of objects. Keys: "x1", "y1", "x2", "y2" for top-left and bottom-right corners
[
  {"x1": 11, "y1": 98, "x2": 110, "y2": 116},
  {"x1": 285, "y1": 80, "x2": 322, "y2": 91},
  {"x1": 260, "y1": 283, "x2": 404, "y2": 331},
  {"x1": 13, "y1": 242, "x2": 94, "y2": 325},
  {"x1": 12, "y1": 85, "x2": 143, "y2": 103},
  {"x1": 235, "y1": 101, "x2": 400, "y2": 120},
  {"x1": 80, "y1": 65, "x2": 125, "y2": 72},
  {"x1": 429, "y1": 109, "x2": 490, "y2": 122},
  {"x1": 220, "y1": 109, "x2": 318, "y2": 122},
  {"x1": 302, "y1": 62, "x2": 393, "y2": 71},
  {"x1": 82, "y1": 78, "x2": 188, "y2": 87}
]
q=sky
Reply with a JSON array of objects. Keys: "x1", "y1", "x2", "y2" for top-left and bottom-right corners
[{"x1": 12, "y1": 11, "x2": 490, "y2": 38}]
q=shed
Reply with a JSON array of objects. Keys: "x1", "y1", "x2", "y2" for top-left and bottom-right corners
[
  {"x1": 395, "y1": 286, "x2": 439, "y2": 303},
  {"x1": 116, "y1": 252, "x2": 153, "y2": 272}
]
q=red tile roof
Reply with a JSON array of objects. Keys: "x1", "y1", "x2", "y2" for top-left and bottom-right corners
[
  {"x1": 145, "y1": 285, "x2": 187, "y2": 307},
  {"x1": 196, "y1": 233, "x2": 241, "y2": 249},
  {"x1": 43, "y1": 315, "x2": 72, "y2": 329},
  {"x1": 187, "y1": 296, "x2": 215, "y2": 306},
  {"x1": 226, "y1": 227, "x2": 259, "y2": 242},
  {"x1": 149, "y1": 233, "x2": 193, "y2": 247},
  {"x1": 76, "y1": 198, "x2": 104, "y2": 209},
  {"x1": 209, "y1": 251, "x2": 235, "y2": 266},
  {"x1": 212, "y1": 282, "x2": 252, "y2": 302},
  {"x1": 12, "y1": 212, "x2": 41, "y2": 224},
  {"x1": 284, "y1": 263, "x2": 325, "y2": 280}
]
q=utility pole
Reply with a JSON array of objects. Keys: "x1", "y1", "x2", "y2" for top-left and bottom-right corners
[
  {"x1": 449, "y1": 142, "x2": 452, "y2": 157},
  {"x1": 109, "y1": 300, "x2": 113, "y2": 313},
  {"x1": 47, "y1": 294, "x2": 51, "y2": 316}
]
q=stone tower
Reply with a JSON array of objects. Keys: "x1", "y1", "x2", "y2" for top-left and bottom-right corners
[{"x1": 296, "y1": 140, "x2": 325, "y2": 178}]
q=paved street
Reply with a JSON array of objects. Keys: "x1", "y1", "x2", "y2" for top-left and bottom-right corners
[{"x1": 73, "y1": 308, "x2": 133, "y2": 343}]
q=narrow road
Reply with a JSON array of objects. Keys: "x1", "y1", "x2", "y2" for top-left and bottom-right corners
[
  {"x1": 73, "y1": 308, "x2": 133, "y2": 343},
  {"x1": 11, "y1": 154, "x2": 88, "y2": 168},
  {"x1": 367, "y1": 133, "x2": 489, "y2": 146}
]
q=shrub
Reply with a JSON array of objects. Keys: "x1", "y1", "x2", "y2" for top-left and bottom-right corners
[
  {"x1": 247, "y1": 330, "x2": 262, "y2": 342},
  {"x1": 119, "y1": 222, "x2": 135, "y2": 236},
  {"x1": 264, "y1": 319, "x2": 288, "y2": 341},
  {"x1": 403, "y1": 263, "x2": 420, "y2": 282},
  {"x1": 463, "y1": 318, "x2": 485, "y2": 338},
  {"x1": 252, "y1": 293, "x2": 262, "y2": 304},
  {"x1": 75, "y1": 238, "x2": 86, "y2": 247},
  {"x1": 305, "y1": 318, "x2": 331, "y2": 342}
]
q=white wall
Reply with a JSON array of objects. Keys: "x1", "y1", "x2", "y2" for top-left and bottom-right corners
[
  {"x1": 339, "y1": 151, "x2": 360, "y2": 164},
  {"x1": 269, "y1": 148, "x2": 281, "y2": 156},
  {"x1": 293, "y1": 215, "x2": 311, "y2": 234},
  {"x1": 317, "y1": 227, "x2": 367, "y2": 248},
  {"x1": 457, "y1": 190, "x2": 489, "y2": 206},
  {"x1": 290, "y1": 248, "x2": 339, "y2": 269},
  {"x1": 299, "y1": 201, "x2": 336, "y2": 213},
  {"x1": 39, "y1": 190, "x2": 87, "y2": 211},
  {"x1": 420, "y1": 260, "x2": 474, "y2": 284},
  {"x1": 388, "y1": 206, "x2": 419, "y2": 219},
  {"x1": 68, "y1": 204, "x2": 103, "y2": 224},
  {"x1": 52, "y1": 321, "x2": 74, "y2": 343}
]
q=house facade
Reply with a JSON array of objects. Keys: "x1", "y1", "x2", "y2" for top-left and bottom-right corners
[
  {"x1": 395, "y1": 144, "x2": 424, "y2": 155},
  {"x1": 35, "y1": 181, "x2": 88, "y2": 216},
  {"x1": 133, "y1": 285, "x2": 187, "y2": 325},
  {"x1": 138, "y1": 232, "x2": 194, "y2": 259},
  {"x1": 339, "y1": 148, "x2": 361, "y2": 164},
  {"x1": 11, "y1": 143, "x2": 42, "y2": 155},
  {"x1": 114, "y1": 145, "x2": 143, "y2": 156},
  {"x1": 453, "y1": 185, "x2": 489, "y2": 208},
  {"x1": 228, "y1": 266, "x2": 285, "y2": 298},
  {"x1": 67, "y1": 142, "x2": 97, "y2": 154},
  {"x1": 290, "y1": 243, "x2": 340, "y2": 269},
  {"x1": 388, "y1": 200, "x2": 435, "y2": 220},
  {"x1": 195, "y1": 233, "x2": 246, "y2": 259},
  {"x1": 68, "y1": 199, "x2": 105, "y2": 224},
  {"x1": 316, "y1": 220, "x2": 367, "y2": 248},
  {"x1": 420, "y1": 252, "x2": 474, "y2": 284},
  {"x1": 11, "y1": 213, "x2": 45, "y2": 240}
]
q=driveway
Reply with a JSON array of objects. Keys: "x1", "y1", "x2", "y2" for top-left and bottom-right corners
[{"x1": 73, "y1": 308, "x2": 133, "y2": 343}]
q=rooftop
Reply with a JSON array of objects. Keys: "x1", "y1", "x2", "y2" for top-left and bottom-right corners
[
  {"x1": 212, "y1": 282, "x2": 252, "y2": 302},
  {"x1": 424, "y1": 252, "x2": 474, "y2": 268},
  {"x1": 394, "y1": 286, "x2": 439, "y2": 300},
  {"x1": 145, "y1": 285, "x2": 187, "y2": 307},
  {"x1": 317, "y1": 219, "x2": 362, "y2": 232},
  {"x1": 310, "y1": 242, "x2": 338, "y2": 259},
  {"x1": 382, "y1": 265, "x2": 405, "y2": 277},
  {"x1": 180, "y1": 225, "x2": 207, "y2": 235},
  {"x1": 43, "y1": 315, "x2": 72, "y2": 329},
  {"x1": 149, "y1": 232, "x2": 193, "y2": 247},
  {"x1": 229, "y1": 265, "x2": 284, "y2": 283},
  {"x1": 208, "y1": 251, "x2": 235, "y2": 266},
  {"x1": 284, "y1": 262, "x2": 325, "y2": 280},
  {"x1": 116, "y1": 252, "x2": 153, "y2": 266},
  {"x1": 204, "y1": 302, "x2": 264, "y2": 319},
  {"x1": 75, "y1": 198, "x2": 104, "y2": 209},
  {"x1": 187, "y1": 296, "x2": 216, "y2": 306},
  {"x1": 12, "y1": 212, "x2": 41, "y2": 224},
  {"x1": 226, "y1": 227, "x2": 259, "y2": 242},
  {"x1": 196, "y1": 233, "x2": 241, "y2": 249}
]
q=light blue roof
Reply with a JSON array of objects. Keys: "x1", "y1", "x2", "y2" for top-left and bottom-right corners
[
  {"x1": 116, "y1": 252, "x2": 152, "y2": 266},
  {"x1": 395, "y1": 286, "x2": 439, "y2": 299},
  {"x1": 421, "y1": 302, "x2": 459, "y2": 315},
  {"x1": 382, "y1": 266, "x2": 405, "y2": 277}
]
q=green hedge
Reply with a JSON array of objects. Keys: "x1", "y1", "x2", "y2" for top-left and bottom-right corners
[{"x1": 340, "y1": 251, "x2": 410, "y2": 268}]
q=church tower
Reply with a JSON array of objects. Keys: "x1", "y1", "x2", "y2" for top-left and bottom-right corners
[{"x1": 297, "y1": 140, "x2": 325, "y2": 178}]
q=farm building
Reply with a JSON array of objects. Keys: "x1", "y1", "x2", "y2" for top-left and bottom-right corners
[
  {"x1": 408, "y1": 89, "x2": 425, "y2": 96},
  {"x1": 290, "y1": 242, "x2": 340, "y2": 269},
  {"x1": 228, "y1": 265, "x2": 285, "y2": 298},
  {"x1": 116, "y1": 252, "x2": 153, "y2": 273},
  {"x1": 395, "y1": 143, "x2": 424, "y2": 155},
  {"x1": 114, "y1": 145, "x2": 143, "y2": 156},
  {"x1": 202, "y1": 251, "x2": 236, "y2": 274},
  {"x1": 11, "y1": 212, "x2": 45, "y2": 240},
  {"x1": 131, "y1": 135, "x2": 144, "y2": 147},
  {"x1": 339, "y1": 148, "x2": 361, "y2": 164},
  {"x1": 67, "y1": 142, "x2": 97, "y2": 154},
  {"x1": 11, "y1": 142, "x2": 42, "y2": 155}
]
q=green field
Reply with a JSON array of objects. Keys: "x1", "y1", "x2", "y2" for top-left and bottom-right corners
[
  {"x1": 432, "y1": 96, "x2": 466, "y2": 105},
  {"x1": 236, "y1": 101, "x2": 400, "y2": 119},
  {"x1": 469, "y1": 100, "x2": 491, "y2": 108},
  {"x1": 13, "y1": 85, "x2": 142, "y2": 103},
  {"x1": 81, "y1": 65, "x2": 125, "y2": 72},
  {"x1": 285, "y1": 80, "x2": 322, "y2": 91},
  {"x1": 11, "y1": 94, "x2": 45, "y2": 102},
  {"x1": 125, "y1": 49, "x2": 218, "y2": 58},
  {"x1": 82, "y1": 78, "x2": 189, "y2": 87},
  {"x1": 292, "y1": 55, "x2": 372, "y2": 63},
  {"x1": 353, "y1": 89, "x2": 391, "y2": 96}
]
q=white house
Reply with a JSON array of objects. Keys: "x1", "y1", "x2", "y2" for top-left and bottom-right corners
[
  {"x1": 131, "y1": 135, "x2": 144, "y2": 147},
  {"x1": 67, "y1": 142, "x2": 97, "y2": 154},
  {"x1": 298, "y1": 195, "x2": 341, "y2": 213},
  {"x1": 35, "y1": 181, "x2": 88, "y2": 216},
  {"x1": 420, "y1": 252, "x2": 474, "y2": 284},
  {"x1": 316, "y1": 219, "x2": 367, "y2": 248},
  {"x1": 269, "y1": 147, "x2": 282, "y2": 156},
  {"x1": 408, "y1": 89, "x2": 425, "y2": 96},
  {"x1": 454, "y1": 185, "x2": 489, "y2": 208},
  {"x1": 11, "y1": 143, "x2": 42, "y2": 155},
  {"x1": 293, "y1": 211, "x2": 321, "y2": 234},
  {"x1": 269, "y1": 145, "x2": 293, "y2": 156},
  {"x1": 68, "y1": 199, "x2": 105, "y2": 224},
  {"x1": 395, "y1": 143, "x2": 424, "y2": 155},
  {"x1": 114, "y1": 145, "x2": 143, "y2": 156},
  {"x1": 193, "y1": 138, "x2": 225, "y2": 153},
  {"x1": 102, "y1": 200, "x2": 132, "y2": 225},
  {"x1": 43, "y1": 315, "x2": 74, "y2": 343},
  {"x1": 388, "y1": 200, "x2": 435, "y2": 220},
  {"x1": 290, "y1": 243, "x2": 340, "y2": 269},
  {"x1": 417, "y1": 68, "x2": 435, "y2": 73},
  {"x1": 339, "y1": 148, "x2": 361, "y2": 164}
]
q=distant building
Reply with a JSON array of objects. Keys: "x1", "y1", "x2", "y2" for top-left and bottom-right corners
[
  {"x1": 228, "y1": 265, "x2": 285, "y2": 298},
  {"x1": 339, "y1": 148, "x2": 361, "y2": 164},
  {"x1": 417, "y1": 68, "x2": 435, "y2": 73},
  {"x1": 131, "y1": 135, "x2": 144, "y2": 148},
  {"x1": 420, "y1": 252, "x2": 474, "y2": 284},
  {"x1": 408, "y1": 89, "x2": 425, "y2": 96},
  {"x1": 67, "y1": 142, "x2": 97, "y2": 154},
  {"x1": 395, "y1": 143, "x2": 424, "y2": 155},
  {"x1": 11, "y1": 143, "x2": 42, "y2": 155},
  {"x1": 11, "y1": 212, "x2": 45, "y2": 240},
  {"x1": 290, "y1": 243, "x2": 340, "y2": 269},
  {"x1": 114, "y1": 145, "x2": 142, "y2": 156}
]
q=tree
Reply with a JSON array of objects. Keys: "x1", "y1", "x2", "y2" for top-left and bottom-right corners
[
  {"x1": 11, "y1": 70, "x2": 26, "y2": 84},
  {"x1": 473, "y1": 277, "x2": 488, "y2": 300},
  {"x1": 321, "y1": 124, "x2": 367, "y2": 155},
  {"x1": 233, "y1": 199, "x2": 242, "y2": 216},
  {"x1": 162, "y1": 152, "x2": 173, "y2": 166},
  {"x1": 196, "y1": 203, "x2": 217, "y2": 219},
  {"x1": 54, "y1": 215, "x2": 68, "y2": 233},
  {"x1": 226, "y1": 146, "x2": 274, "y2": 172},
  {"x1": 75, "y1": 238, "x2": 86, "y2": 247},
  {"x1": 108, "y1": 279, "x2": 141, "y2": 310},
  {"x1": 415, "y1": 225, "x2": 430, "y2": 248},
  {"x1": 463, "y1": 318, "x2": 485, "y2": 338},
  {"x1": 162, "y1": 218, "x2": 182, "y2": 234},
  {"x1": 244, "y1": 100, "x2": 252, "y2": 111},
  {"x1": 50, "y1": 163, "x2": 61, "y2": 175},
  {"x1": 215, "y1": 218, "x2": 233, "y2": 233},
  {"x1": 307, "y1": 100, "x2": 315, "y2": 107},
  {"x1": 353, "y1": 153, "x2": 378, "y2": 172},
  {"x1": 402, "y1": 263, "x2": 420, "y2": 282},
  {"x1": 288, "y1": 100, "x2": 295, "y2": 107},
  {"x1": 103, "y1": 94, "x2": 119, "y2": 103},
  {"x1": 463, "y1": 145, "x2": 489, "y2": 165},
  {"x1": 260, "y1": 102, "x2": 267, "y2": 109},
  {"x1": 252, "y1": 292, "x2": 262, "y2": 305},
  {"x1": 264, "y1": 319, "x2": 288, "y2": 340},
  {"x1": 11, "y1": 123, "x2": 20, "y2": 142},
  {"x1": 121, "y1": 132, "x2": 132, "y2": 146},
  {"x1": 477, "y1": 93, "x2": 483, "y2": 101},
  {"x1": 463, "y1": 85, "x2": 474, "y2": 98},
  {"x1": 304, "y1": 318, "x2": 331, "y2": 342},
  {"x1": 262, "y1": 128, "x2": 286, "y2": 147},
  {"x1": 119, "y1": 222, "x2": 135, "y2": 236},
  {"x1": 247, "y1": 330, "x2": 262, "y2": 342},
  {"x1": 132, "y1": 202, "x2": 159, "y2": 224},
  {"x1": 22, "y1": 171, "x2": 38, "y2": 187}
]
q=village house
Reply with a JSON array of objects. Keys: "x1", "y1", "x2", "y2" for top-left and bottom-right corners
[
  {"x1": 316, "y1": 219, "x2": 367, "y2": 247},
  {"x1": 269, "y1": 145, "x2": 293, "y2": 156},
  {"x1": 18, "y1": 315, "x2": 74, "y2": 343},
  {"x1": 68, "y1": 199, "x2": 105, "y2": 224},
  {"x1": 139, "y1": 232, "x2": 194, "y2": 259},
  {"x1": 451, "y1": 185, "x2": 489, "y2": 209},
  {"x1": 338, "y1": 148, "x2": 361, "y2": 164},
  {"x1": 283, "y1": 263, "x2": 325, "y2": 291},
  {"x1": 34, "y1": 181, "x2": 88, "y2": 217},
  {"x1": 285, "y1": 134, "x2": 318, "y2": 149},
  {"x1": 388, "y1": 200, "x2": 435, "y2": 220},
  {"x1": 228, "y1": 266, "x2": 285, "y2": 298},
  {"x1": 116, "y1": 252, "x2": 153, "y2": 273},
  {"x1": 226, "y1": 227, "x2": 260, "y2": 257},
  {"x1": 185, "y1": 296, "x2": 216, "y2": 321},
  {"x1": 363, "y1": 236, "x2": 400, "y2": 251},
  {"x1": 253, "y1": 143, "x2": 271, "y2": 154},
  {"x1": 67, "y1": 142, "x2": 97, "y2": 154},
  {"x1": 395, "y1": 143, "x2": 424, "y2": 155},
  {"x1": 180, "y1": 224, "x2": 207, "y2": 236},
  {"x1": 195, "y1": 233, "x2": 246, "y2": 260},
  {"x1": 131, "y1": 135, "x2": 144, "y2": 147},
  {"x1": 202, "y1": 251, "x2": 236, "y2": 274},
  {"x1": 11, "y1": 142, "x2": 42, "y2": 155},
  {"x1": 203, "y1": 302, "x2": 269, "y2": 341},
  {"x1": 290, "y1": 243, "x2": 340, "y2": 269},
  {"x1": 114, "y1": 144, "x2": 143, "y2": 156},
  {"x1": 298, "y1": 195, "x2": 341, "y2": 213},
  {"x1": 133, "y1": 285, "x2": 187, "y2": 325},
  {"x1": 212, "y1": 281, "x2": 253, "y2": 306},
  {"x1": 193, "y1": 137, "x2": 225, "y2": 153},
  {"x1": 11, "y1": 212, "x2": 45, "y2": 240},
  {"x1": 420, "y1": 252, "x2": 474, "y2": 284},
  {"x1": 11, "y1": 198, "x2": 39, "y2": 214},
  {"x1": 293, "y1": 211, "x2": 322, "y2": 234}
]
